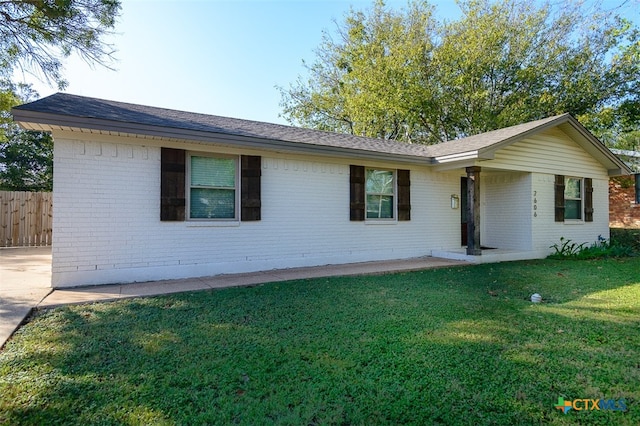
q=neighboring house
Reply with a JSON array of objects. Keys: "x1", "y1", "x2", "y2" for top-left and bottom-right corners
[
  {"x1": 609, "y1": 174, "x2": 640, "y2": 228},
  {"x1": 608, "y1": 150, "x2": 640, "y2": 228},
  {"x1": 13, "y1": 94, "x2": 632, "y2": 288}
]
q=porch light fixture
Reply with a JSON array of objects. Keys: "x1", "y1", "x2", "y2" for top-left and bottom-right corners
[{"x1": 451, "y1": 194, "x2": 460, "y2": 209}]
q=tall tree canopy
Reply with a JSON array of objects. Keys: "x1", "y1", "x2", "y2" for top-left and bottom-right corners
[
  {"x1": 0, "y1": 0, "x2": 121, "y2": 88},
  {"x1": 0, "y1": 82, "x2": 53, "y2": 191},
  {"x1": 279, "y1": 0, "x2": 640, "y2": 147},
  {"x1": 0, "y1": 0, "x2": 121, "y2": 191}
]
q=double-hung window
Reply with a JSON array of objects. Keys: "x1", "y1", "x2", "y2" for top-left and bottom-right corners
[
  {"x1": 564, "y1": 177, "x2": 582, "y2": 220},
  {"x1": 366, "y1": 169, "x2": 395, "y2": 219},
  {"x1": 350, "y1": 165, "x2": 410, "y2": 222},
  {"x1": 188, "y1": 154, "x2": 238, "y2": 220},
  {"x1": 555, "y1": 175, "x2": 593, "y2": 223}
]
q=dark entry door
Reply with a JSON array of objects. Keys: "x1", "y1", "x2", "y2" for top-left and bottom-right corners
[{"x1": 461, "y1": 177, "x2": 468, "y2": 246}]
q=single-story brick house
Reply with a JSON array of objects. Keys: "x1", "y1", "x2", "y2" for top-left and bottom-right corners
[{"x1": 13, "y1": 93, "x2": 632, "y2": 288}]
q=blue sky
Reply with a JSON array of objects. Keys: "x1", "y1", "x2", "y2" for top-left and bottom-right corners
[
  {"x1": 12, "y1": 0, "x2": 463, "y2": 124},
  {"x1": 14, "y1": 0, "x2": 639, "y2": 125}
]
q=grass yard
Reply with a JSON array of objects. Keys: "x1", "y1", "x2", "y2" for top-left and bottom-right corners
[{"x1": 1, "y1": 258, "x2": 639, "y2": 425}]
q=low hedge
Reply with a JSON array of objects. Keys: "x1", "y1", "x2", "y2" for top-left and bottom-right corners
[{"x1": 610, "y1": 227, "x2": 640, "y2": 253}]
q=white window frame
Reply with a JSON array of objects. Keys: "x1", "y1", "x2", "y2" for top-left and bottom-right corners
[
  {"x1": 365, "y1": 168, "x2": 397, "y2": 221},
  {"x1": 186, "y1": 152, "x2": 240, "y2": 221},
  {"x1": 564, "y1": 176, "x2": 583, "y2": 221}
]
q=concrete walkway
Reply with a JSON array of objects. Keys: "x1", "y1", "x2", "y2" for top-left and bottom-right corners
[
  {"x1": 1, "y1": 247, "x2": 467, "y2": 348},
  {"x1": 0, "y1": 247, "x2": 52, "y2": 349}
]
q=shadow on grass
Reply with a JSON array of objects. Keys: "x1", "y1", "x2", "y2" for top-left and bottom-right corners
[{"x1": 1, "y1": 258, "x2": 639, "y2": 425}]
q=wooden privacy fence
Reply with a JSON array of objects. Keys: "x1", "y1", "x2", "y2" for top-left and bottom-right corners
[{"x1": 0, "y1": 191, "x2": 53, "y2": 247}]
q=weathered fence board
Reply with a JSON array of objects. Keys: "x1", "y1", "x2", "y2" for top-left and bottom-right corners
[{"x1": 0, "y1": 191, "x2": 53, "y2": 247}]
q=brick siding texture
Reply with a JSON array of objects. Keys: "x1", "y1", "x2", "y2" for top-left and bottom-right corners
[{"x1": 609, "y1": 176, "x2": 640, "y2": 228}]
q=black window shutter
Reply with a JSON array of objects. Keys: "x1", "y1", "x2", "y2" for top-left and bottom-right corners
[
  {"x1": 554, "y1": 175, "x2": 565, "y2": 222},
  {"x1": 241, "y1": 155, "x2": 261, "y2": 221},
  {"x1": 397, "y1": 169, "x2": 411, "y2": 221},
  {"x1": 350, "y1": 165, "x2": 365, "y2": 221},
  {"x1": 160, "y1": 148, "x2": 186, "y2": 221},
  {"x1": 584, "y1": 177, "x2": 593, "y2": 222}
]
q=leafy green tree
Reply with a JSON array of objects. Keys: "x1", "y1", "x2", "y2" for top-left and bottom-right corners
[
  {"x1": 0, "y1": 0, "x2": 121, "y2": 191},
  {"x1": 0, "y1": 82, "x2": 52, "y2": 191},
  {"x1": 279, "y1": 0, "x2": 640, "y2": 145},
  {"x1": 0, "y1": 128, "x2": 53, "y2": 191},
  {"x1": 281, "y1": 1, "x2": 438, "y2": 142},
  {"x1": 0, "y1": 0, "x2": 121, "y2": 88}
]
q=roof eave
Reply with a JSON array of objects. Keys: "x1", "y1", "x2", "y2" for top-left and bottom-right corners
[{"x1": 12, "y1": 109, "x2": 433, "y2": 166}]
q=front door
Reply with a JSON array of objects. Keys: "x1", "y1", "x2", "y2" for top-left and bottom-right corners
[{"x1": 461, "y1": 177, "x2": 468, "y2": 246}]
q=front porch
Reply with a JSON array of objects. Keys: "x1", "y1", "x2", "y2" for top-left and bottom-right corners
[
  {"x1": 431, "y1": 248, "x2": 549, "y2": 264},
  {"x1": 453, "y1": 167, "x2": 536, "y2": 258}
]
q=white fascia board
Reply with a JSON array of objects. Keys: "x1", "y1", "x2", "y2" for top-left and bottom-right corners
[{"x1": 432, "y1": 151, "x2": 479, "y2": 164}]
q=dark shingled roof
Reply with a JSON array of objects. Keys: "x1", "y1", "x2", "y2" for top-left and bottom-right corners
[{"x1": 13, "y1": 93, "x2": 433, "y2": 159}]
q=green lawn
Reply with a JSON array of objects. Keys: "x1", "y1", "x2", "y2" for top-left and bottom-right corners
[{"x1": 1, "y1": 258, "x2": 639, "y2": 425}]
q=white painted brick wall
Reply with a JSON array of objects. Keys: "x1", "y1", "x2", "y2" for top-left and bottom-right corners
[{"x1": 51, "y1": 135, "x2": 461, "y2": 287}]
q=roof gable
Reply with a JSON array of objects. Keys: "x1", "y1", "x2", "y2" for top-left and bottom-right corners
[
  {"x1": 423, "y1": 114, "x2": 570, "y2": 159},
  {"x1": 490, "y1": 127, "x2": 608, "y2": 176},
  {"x1": 426, "y1": 114, "x2": 631, "y2": 175}
]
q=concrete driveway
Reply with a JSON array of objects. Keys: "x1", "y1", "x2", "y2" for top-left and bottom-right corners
[{"x1": 0, "y1": 247, "x2": 52, "y2": 348}]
